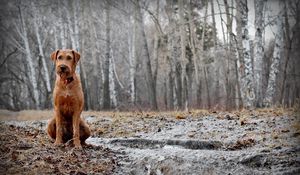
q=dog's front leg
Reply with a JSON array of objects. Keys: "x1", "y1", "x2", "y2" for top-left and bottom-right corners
[
  {"x1": 54, "y1": 109, "x2": 63, "y2": 146},
  {"x1": 72, "y1": 111, "x2": 81, "y2": 148}
]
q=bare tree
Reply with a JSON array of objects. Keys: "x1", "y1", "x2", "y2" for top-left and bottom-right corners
[
  {"x1": 179, "y1": 0, "x2": 188, "y2": 110},
  {"x1": 32, "y1": 2, "x2": 51, "y2": 93},
  {"x1": 237, "y1": 0, "x2": 255, "y2": 108},
  {"x1": 103, "y1": 0, "x2": 111, "y2": 110},
  {"x1": 1, "y1": 0, "x2": 299, "y2": 111},
  {"x1": 136, "y1": 0, "x2": 158, "y2": 110},
  {"x1": 253, "y1": 0, "x2": 266, "y2": 107},
  {"x1": 109, "y1": 48, "x2": 117, "y2": 107},
  {"x1": 128, "y1": 14, "x2": 137, "y2": 104},
  {"x1": 18, "y1": 4, "x2": 40, "y2": 109},
  {"x1": 264, "y1": 14, "x2": 284, "y2": 106},
  {"x1": 187, "y1": 0, "x2": 201, "y2": 107},
  {"x1": 280, "y1": 1, "x2": 294, "y2": 106}
]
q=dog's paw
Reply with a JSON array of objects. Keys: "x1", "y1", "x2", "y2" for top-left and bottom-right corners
[
  {"x1": 74, "y1": 144, "x2": 82, "y2": 150},
  {"x1": 73, "y1": 139, "x2": 82, "y2": 149},
  {"x1": 54, "y1": 140, "x2": 63, "y2": 146}
]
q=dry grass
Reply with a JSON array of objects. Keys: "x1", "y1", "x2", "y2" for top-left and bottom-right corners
[
  {"x1": 0, "y1": 107, "x2": 297, "y2": 122},
  {"x1": 0, "y1": 110, "x2": 52, "y2": 121}
]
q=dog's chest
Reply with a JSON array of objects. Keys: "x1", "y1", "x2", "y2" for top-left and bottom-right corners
[
  {"x1": 57, "y1": 90, "x2": 77, "y2": 114},
  {"x1": 58, "y1": 90, "x2": 75, "y2": 101},
  {"x1": 62, "y1": 90, "x2": 72, "y2": 98}
]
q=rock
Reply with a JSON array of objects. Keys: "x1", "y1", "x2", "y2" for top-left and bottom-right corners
[{"x1": 239, "y1": 154, "x2": 268, "y2": 167}]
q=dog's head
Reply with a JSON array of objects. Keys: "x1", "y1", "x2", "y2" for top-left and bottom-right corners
[{"x1": 51, "y1": 49, "x2": 80, "y2": 78}]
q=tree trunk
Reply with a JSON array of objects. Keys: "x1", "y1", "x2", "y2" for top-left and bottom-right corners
[
  {"x1": 73, "y1": 0, "x2": 80, "y2": 51},
  {"x1": 211, "y1": 0, "x2": 220, "y2": 107},
  {"x1": 216, "y1": 0, "x2": 227, "y2": 44},
  {"x1": 32, "y1": 2, "x2": 51, "y2": 95},
  {"x1": 109, "y1": 48, "x2": 117, "y2": 108},
  {"x1": 238, "y1": 0, "x2": 255, "y2": 108},
  {"x1": 224, "y1": 0, "x2": 233, "y2": 49},
  {"x1": 168, "y1": 68, "x2": 174, "y2": 110},
  {"x1": 59, "y1": 4, "x2": 66, "y2": 49},
  {"x1": 153, "y1": 0, "x2": 160, "y2": 98},
  {"x1": 204, "y1": 67, "x2": 211, "y2": 108},
  {"x1": 253, "y1": 0, "x2": 265, "y2": 107},
  {"x1": 235, "y1": 0, "x2": 244, "y2": 108},
  {"x1": 65, "y1": 1, "x2": 75, "y2": 50},
  {"x1": 264, "y1": 15, "x2": 284, "y2": 106},
  {"x1": 88, "y1": 1, "x2": 101, "y2": 110},
  {"x1": 210, "y1": 0, "x2": 217, "y2": 49},
  {"x1": 54, "y1": 26, "x2": 59, "y2": 50},
  {"x1": 187, "y1": 0, "x2": 201, "y2": 107},
  {"x1": 128, "y1": 15, "x2": 136, "y2": 104},
  {"x1": 234, "y1": 59, "x2": 243, "y2": 109},
  {"x1": 179, "y1": 0, "x2": 188, "y2": 111},
  {"x1": 280, "y1": 1, "x2": 292, "y2": 106},
  {"x1": 224, "y1": 0, "x2": 237, "y2": 109},
  {"x1": 103, "y1": 0, "x2": 111, "y2": 110},
  {"x1": 164, "y1": 77, "x2": 168, "y2": 109},
  {"x1": 18, "y1": 5, "x2": 40, "y2": 109},
  {"x1": 136, "y1": 0, "x2": 157, "y2": 110},
  {"x1": 78, "y1": 44, "x2": 90, "y2": 110},
  {"x1": 201, "y1": 0, "x2": 210, "y2": 109},
  {"x1": 73, "y1": 0, "x2": 81, "y2": 74},
  {"x1": 91, "y1": 3, "x2": 103, "y2": 109},
  {"x1": 217, "y1": 0, "x2": 230, "y2": 109}
]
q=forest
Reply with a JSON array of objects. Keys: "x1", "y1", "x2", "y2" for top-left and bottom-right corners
[
  {"x1": 1, "y1": 1, "x2": 300, "y2": 174},
  {"x1": 0, "y1": 0, "x2": 299, "y2": 111}
]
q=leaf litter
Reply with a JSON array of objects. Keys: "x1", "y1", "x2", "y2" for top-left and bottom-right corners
[
  {"x1": 0, "y1": 124, "x2": 119, "y2": 175},
  {"x1": 0, "y1": 108, "x2": 299, "y2": 174}
]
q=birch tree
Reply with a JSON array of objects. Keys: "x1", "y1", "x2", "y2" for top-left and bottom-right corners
[
  {"x1": 109, "y1": 48, "x2": 117, "y2": 108},
  {"x1": 128, "y1": 15, "x2": 136, "y2": 104},
  {"x1": 264, "y1": 15, "x2": 284, "y2": 106},
  {"x1": 253, "y1": 0, "x2": 265, "y2": 107},
  {"x1": 238, "y1": 0, "x2": 255, "y2": 108},
  {"x1": 1, "y1": 0, "x2": 299, "y2": 110}
]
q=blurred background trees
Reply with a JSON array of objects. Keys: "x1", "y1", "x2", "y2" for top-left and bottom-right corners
[{"x1": 0, "y1": 0, "x2": 299, "y2": 111}]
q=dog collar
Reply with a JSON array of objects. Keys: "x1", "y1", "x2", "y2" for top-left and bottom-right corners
[{"x1": 65, "y1": 77, "x2": 74, "y2": 84}]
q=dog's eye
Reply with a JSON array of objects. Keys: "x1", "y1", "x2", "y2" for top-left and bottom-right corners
[
  {"x1": 57, "y1": 56, "x2": 62, "y2": 60},
  {"x1": 67, "y1": 56, "x2": 72, "y2": 60}
]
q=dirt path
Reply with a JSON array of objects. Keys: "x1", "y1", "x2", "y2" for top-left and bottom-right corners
[{"x1": 0, "y1": 109, "x2": 299, "y2": 174}]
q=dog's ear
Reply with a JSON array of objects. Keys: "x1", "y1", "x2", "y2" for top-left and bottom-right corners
[
  {"x1": 72, "y1": 50, "x2": 81, "y2": 64},
  {"x1": 51, "y1": 50, "x2": 60, "y2": 62}
]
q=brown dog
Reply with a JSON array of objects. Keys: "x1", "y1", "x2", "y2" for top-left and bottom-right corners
[{"x1": 47, "y1": 49, "x2": 90, "y2": 148}]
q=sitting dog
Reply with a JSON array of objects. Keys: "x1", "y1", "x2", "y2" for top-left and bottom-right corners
[{"x1": 47, "y1": 49, "x2": 90, "y2": 148}]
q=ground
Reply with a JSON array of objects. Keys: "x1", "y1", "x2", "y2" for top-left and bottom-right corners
[{"x1": 0, "y1": 108, "x2": 299, "y2": 174}]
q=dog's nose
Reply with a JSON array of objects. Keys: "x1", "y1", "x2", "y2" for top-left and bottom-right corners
[{"x1": 59, "y1": 65, "x2": 67, "y2": 71}]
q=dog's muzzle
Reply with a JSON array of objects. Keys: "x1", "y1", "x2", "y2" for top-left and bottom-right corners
[{"x1": 58, "y1": 65, "x2": 70, "y2": 73}]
